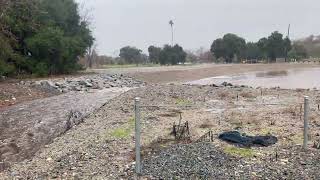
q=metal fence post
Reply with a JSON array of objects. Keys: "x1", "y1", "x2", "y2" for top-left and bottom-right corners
[
  {"x1": 134, "y1": 97, "x2": 141, "y2": 175},
  {"x1": 303, "y1": 96, "x2": 309, "y2": 149}
]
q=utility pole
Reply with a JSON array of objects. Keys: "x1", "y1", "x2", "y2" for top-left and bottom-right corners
[
  {"x1": 287, "y1": 24, "x2": 291, "y2": 38},
  {"x1": 169, "y1": 20, "x2": 174, "y2": 46},
  {"x1": 285, "y1": 24, "x2": 291, "y2": 62}
]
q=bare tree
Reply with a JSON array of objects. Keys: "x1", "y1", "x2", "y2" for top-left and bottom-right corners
[{"x1": 86, "y1": 43, "x2": 98, "y2": 68}]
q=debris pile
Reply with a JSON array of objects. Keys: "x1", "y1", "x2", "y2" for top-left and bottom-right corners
[
  {"x1": 30, "y1": 74, "x2": 145, "y2": 93},
  {"x1": 219, "y1": 131, "x2": 278, "y2": 147}
]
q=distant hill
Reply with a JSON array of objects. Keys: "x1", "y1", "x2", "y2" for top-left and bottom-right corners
[{"x1": 295, "y1": 35, "x2": 320, "y2": 58}]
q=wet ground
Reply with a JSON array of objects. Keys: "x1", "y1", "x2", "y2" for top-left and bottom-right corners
[
  {"x1": 3, "y1": 84, "x2": 320, "y2": 179},
  {"x1": 0, "y1": 87, "x2": 131, "y2": 171},
  {"x1": 188, "y1": 68, "x2": 320, "y2": 89}
]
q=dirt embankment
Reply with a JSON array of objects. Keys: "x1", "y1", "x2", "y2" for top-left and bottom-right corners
[
  {"x1": 2, "y1": 84, "x2": 320, "y2": 179},
  {"x1": 0, "y1": 74, "x2": 144, "y2": 172},
  {"x1": 130, "y1": 63, "x2": 320, "y2": 83}
]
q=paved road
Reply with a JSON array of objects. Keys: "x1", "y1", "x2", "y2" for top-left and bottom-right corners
[{"x1": 0, "y1": 87, "x2": 131, "y2": 170}]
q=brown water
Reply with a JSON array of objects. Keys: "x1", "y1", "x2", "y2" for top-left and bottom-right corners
[{"x1": 188, "y1": 68, "x2": 320, "y2": 89}]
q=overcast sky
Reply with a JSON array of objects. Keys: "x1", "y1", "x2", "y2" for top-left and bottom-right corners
[{"x1": 76, "y1": 0, "x2": 319, "y2": 56}]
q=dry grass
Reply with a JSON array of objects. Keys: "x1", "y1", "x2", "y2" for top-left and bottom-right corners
[
  {"x1": 239, "y1": 91, "x2": 256, "y2": 99},
  {"x1": 217, "y1": 91, "x2": 230, "y2": 99},
  {"x1": 199, "y1": 120, "x2": 214, "y2": 129},
  {"x1": 158, "y1": 109, "x2": 182, "y2": 117},
  {"x1": 282, "y1": 106, "x2": 299, "y2": 117}
]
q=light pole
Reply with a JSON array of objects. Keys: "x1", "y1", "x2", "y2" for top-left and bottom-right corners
[{"x1": 169, "y1": 20, "x2": 174, "y2": 46}]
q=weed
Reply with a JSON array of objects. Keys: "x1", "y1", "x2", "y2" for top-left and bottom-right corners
[
  {"x1": 224, "y1": 146, "x2": 255, "y2": 158},
  {"x1": 239, "y1": 91, "x2": 256, "y2": 98},
  {"x1": 199, "y1": 121, "x2": 214, "y2": 129},
  {"x1": 110, "y1": 117, "x2": 135, "y2": 139},
  {"x1": 217, "y1": 91, "x2": 229, "y2": 99},
  {"x1": 111, "y1": 127, "x2": 131, "y2": 139},
  {"x1": 175, "y1": 98, "x2": 192, "y2": 106}
]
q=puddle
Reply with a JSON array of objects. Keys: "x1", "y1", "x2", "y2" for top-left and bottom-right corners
[{"x1": 188, "y1": 68, "x2": 320, "y2": 89}]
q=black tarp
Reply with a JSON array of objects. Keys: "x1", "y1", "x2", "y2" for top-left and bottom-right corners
[{"x1": 218, "y1": 131, "x2": 278, "y2": 147}]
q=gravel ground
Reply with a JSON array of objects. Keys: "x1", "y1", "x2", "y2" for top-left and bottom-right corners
[
  {"x1": 0, "y1": 74, "x2": 145, "y2": 172},
  {"x1": 1, "y1": 84, "x2": 320, "y2": 179},
  {"x1": 0, "y1": 87, "x2": 131, "y2": 171},
  {"x1": 142, "y1": 142, "x2": 239, "y2": 179},
  {"x1": 142, "y1": 142, "x2": 320, "y2": 179}
]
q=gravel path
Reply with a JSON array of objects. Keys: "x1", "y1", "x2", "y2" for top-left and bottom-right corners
[
  {"x1": 0, "y1": 87, "x2": 131, "y2": 170},
  {"x1": 142, "y1": 142, "x2": 238, "y2": 179}
]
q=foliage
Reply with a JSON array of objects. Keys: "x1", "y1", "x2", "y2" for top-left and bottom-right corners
[
  {"x1": 211, "y1": 32, "x2": 292, "y2": 63},
  {"x1": 263, "y1": 31, "x2": 291, "y2": 61},
  {"x1": 119, "y1": 46, "x2": 143, "y2": 65},
  {"x1": 245, "y1": 42, "x2": 263, "y2": 60},
  {"x1": 159, "y1": 44, "x2": 187, "y2": 65},
  {"x1": 210, "y1": 33, "x2": 246, "y2": 63},
  {"x1": 0, "y1": 0, "x2": 94, "y2": 77},
  {"x1": 148, "y1": 45, "x2": 161, "y2": 64}
]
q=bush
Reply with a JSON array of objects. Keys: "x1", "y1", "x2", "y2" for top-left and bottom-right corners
[
  {"x1": 33, "y1": 62, "x2": 49, "y2": 77},
  {"x1": 0, "y1": 60, "x2": 15, "y2": 76},
  {"x1": 0, "y1": 0, "x2": 94, "y2": 77}
]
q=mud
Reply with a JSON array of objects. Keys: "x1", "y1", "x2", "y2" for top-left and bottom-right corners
[{"x1": 0, "y1": 87, "x2": 131, "y2": 171}]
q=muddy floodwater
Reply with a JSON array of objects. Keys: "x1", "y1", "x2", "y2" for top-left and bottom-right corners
[{"x1": 188, "y1": 68, "x2": 320, "y2": 89}]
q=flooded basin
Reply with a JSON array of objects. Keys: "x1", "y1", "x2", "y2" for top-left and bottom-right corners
[{"x1": 188, "y1": 68, "x2": 320, "y2": 89}]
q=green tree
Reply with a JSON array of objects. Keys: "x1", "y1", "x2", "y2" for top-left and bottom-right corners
[
  {"x1": 148, "y1": 46, "x2": 161, "y2": 64},
  {"x1": 246, "y1": 42, "x2": 263, "y2": 60},
  {"x1": 257, "y1": 37, "x2": 268, "y2": 59},
  {"x1": 119, "y1": 46, "x2": 142, "y2": 65},
  {"x1": 211, "y1": 33, "x2": 246, "y2": 63},
  {"x1": 159, "y1": 44, "x2": 186, "y2": 65},
  {"x1": 265, "y1": 31, "x2": 291, "y2": 61},
  {"x1": 0, "y1": 0, "x2": 94, "y2": 76}
]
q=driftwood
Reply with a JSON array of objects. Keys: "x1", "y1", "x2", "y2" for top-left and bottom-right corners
[
  {"x1": 172, "y1": 112, "x2": 190, "y2": 140},
  {"x1": 196, "y1": 130, "x2": 214, "y2": 143}
]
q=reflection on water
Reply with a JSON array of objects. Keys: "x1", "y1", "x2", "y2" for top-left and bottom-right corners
[
  {"x1": 255, "y1": 70, "x2": 288, "y2": 78},
  {"x1": 188, "y1": 68, "x2": 320, "y2": 89}
]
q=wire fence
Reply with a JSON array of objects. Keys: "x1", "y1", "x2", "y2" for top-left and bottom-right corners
[{"x1": 133, "y1": 94, "x2": 320, "y2": 175}]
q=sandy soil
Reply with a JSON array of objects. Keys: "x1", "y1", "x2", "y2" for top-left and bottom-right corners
[
  {"x1": 0, "y1": 82, "x2": 58, "y2": 109},
  {"x1": 2, "y1": 84, "x2": 320, "y2": 179}
]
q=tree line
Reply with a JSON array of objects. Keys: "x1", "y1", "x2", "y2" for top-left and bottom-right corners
[
  {"x1": 118, "y1": 44, "x2": 187, "y2": 65},
  {"x1": 0, "y1": 0, "x2": 93, "y2": 77},
  {"x1": 210, "y1": 31, "x2": 308, "y2": 63},
  {"x1": 103, "y1": 31, "x2": 309, "y2": 67}
]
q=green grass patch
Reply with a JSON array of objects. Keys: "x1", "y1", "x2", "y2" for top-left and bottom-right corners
[
  {"x1": 110, "y1": 117, "x2": 135, "y2": 139},
  {"x1": 224, "y1": 147, "x2": 255, "y2": 158},
  {"x1": 175, "y1": 98, "x2": 192, "y2": 106},
  {"x1": 111, "y1": 127, "x2": 131, "y2": 139}
]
